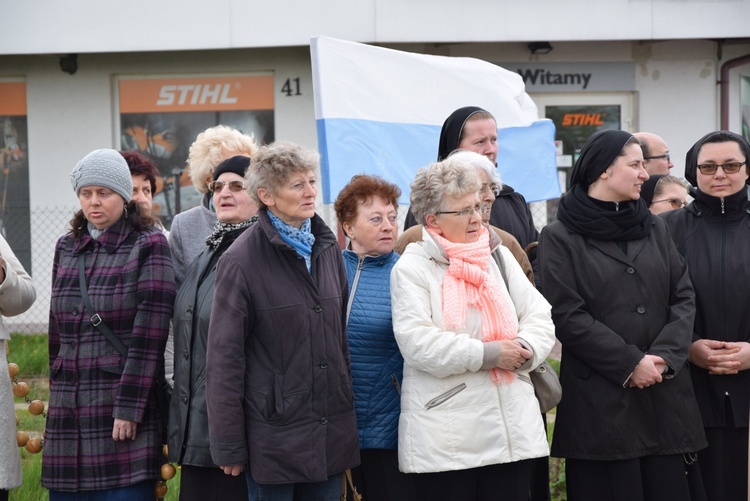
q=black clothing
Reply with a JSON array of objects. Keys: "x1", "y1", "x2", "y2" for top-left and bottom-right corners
[
  {"x1": 557, "y1": 184, "x2": 652, "y2": 241},
  {"x1": 661, "y1": 188, "x2": 750, "y2": 428},
  {"x1": 641, "y1": 174, "x2": 667, "y2": 207},
  {"x1": 569, "y1": 129, "x2": 634, "y2": 189},
  {"x1": 168, "y1": 225, "x2": 250, "y2": 468}
]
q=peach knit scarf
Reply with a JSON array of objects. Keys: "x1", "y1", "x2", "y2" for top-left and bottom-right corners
[{"x1": 428, "y1": 226, "x2": 518, "y2": 383}]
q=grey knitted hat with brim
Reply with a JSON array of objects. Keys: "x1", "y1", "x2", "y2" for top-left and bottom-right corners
[{"x1": 70, "y1": 149, "x2": 133, "y2": 202}]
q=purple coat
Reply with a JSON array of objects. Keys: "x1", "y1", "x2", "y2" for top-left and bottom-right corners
[{"x1": 42, "y1": 218, "x2": 176, "y2": 492}]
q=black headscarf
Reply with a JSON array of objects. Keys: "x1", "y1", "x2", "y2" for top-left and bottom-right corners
[
  {"x1": 684, "y1": 130, "x2": 750, "y2": 188},
  {"x1": 640, "y1": 174, "x2": 666, "y2": 207},
  {"x1": 437, "y1": 106, "x2": 489, "y2": 161},
  {"x1": 568, "y1": 129, "x2": 634, "y2": 189},
  {"x1": 558, "y1": 129, "x2": 652, "y2": 241}
]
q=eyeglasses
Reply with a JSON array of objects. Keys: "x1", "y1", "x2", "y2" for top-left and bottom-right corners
[
  {"x1": 208, "y1": 180, "x2": 246, "y2": 192},
  {"x1": 651, "y1": 198, "x2": 686, "y2": 210},
  {"x1": 696, "y1": 162, "x2": 746, "y2": 175},
  {"x1": 480, "y1": 183, "x2": 500, "y2": 196},
  {"x1": 644, "y1": 154, "x2": 670, "y2": 161},
  {"x1": 436, "y1": 203, "x2": 490, "y2": 218}
]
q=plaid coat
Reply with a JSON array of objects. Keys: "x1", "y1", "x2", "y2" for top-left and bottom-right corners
[{"x1": 42, "y1": 218, "x2": 176, "y2": 492}]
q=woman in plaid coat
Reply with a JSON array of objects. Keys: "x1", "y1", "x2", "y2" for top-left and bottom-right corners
[{"x1": 42, "y1": 150, "x2": 176, "y2": 500}]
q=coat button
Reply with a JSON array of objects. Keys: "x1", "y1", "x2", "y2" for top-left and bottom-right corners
[
  {"x1": 319, "y1": 361, "x2": 328, "y2": 369},
  {"x1": 626, "y1": 267, "x2": 635, "y2": 275},
  {"x1": 314, "y1": 305, "x2": 322, "y2": 313},
  {"x1": 319, "y1": 417, "x2": 328, "y2": 425},
  {"x1": 181, "y1": 396, "x2": 188, "y2": 404},
  {"x1": 72, "y1": 307, "x2": 79, "y2": 315},
  {"x1": 636, "y1": 306, "x2": 646, "y2": 314},
  {"x1": 184, "y1": 351, "x2": 189, "y2": 359}
]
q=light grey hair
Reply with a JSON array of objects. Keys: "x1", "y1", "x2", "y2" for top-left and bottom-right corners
[
  {"x1": 246, "y1": 141, "x2": 320, "y2": 209},
  {"x1": 654, "y1": 174, "x2": 689, "y2": 197},
  {"x1": 409, "y1": 157, "x2": 482, "y2": 225},
  {"x1": 446, "y1": 149, "x2": 503, "y2": 190},
  {"x1": 187, "y1": 125, "x2": 258, "y2": 194}
]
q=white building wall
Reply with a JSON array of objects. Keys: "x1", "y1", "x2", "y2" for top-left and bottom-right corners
[
  {"x1": 1, "y1": 38, "x2": 750, "y2": 329},
  {"x1": 3, "y1": 0, "x2": 749, "y2": 54}
]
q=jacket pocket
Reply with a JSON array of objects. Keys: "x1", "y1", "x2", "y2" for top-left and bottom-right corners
[
  {"x1": 98, "y1": 354, "x2": 125, "y2": 375},
  {"x1": 424, "y1": 383, "x2": 467, "y2": 410}
]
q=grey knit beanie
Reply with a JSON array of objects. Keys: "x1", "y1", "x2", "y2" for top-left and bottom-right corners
[{"x1": 70, "y1": 149, "x2": 133, "y2": 202}]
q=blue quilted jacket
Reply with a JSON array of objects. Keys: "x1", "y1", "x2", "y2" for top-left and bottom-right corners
[{"x1": 343, "y1": 249, "x2": 403, "y2": 450}]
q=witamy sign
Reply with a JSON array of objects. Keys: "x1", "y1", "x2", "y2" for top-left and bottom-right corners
[{"x1": 497, "y1": 62, "x2": 635, "y2": 93}]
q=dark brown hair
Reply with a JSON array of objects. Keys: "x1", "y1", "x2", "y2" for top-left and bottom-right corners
[
  {"x1": 334, "y1": 175, "x2": 401, "y2": 234},
  {"x1": 69, "y1": 201, "x2": 158, "y2": 238},
  {"x1": 120, "y1": 150, "x2": 159, "y2": 194}
]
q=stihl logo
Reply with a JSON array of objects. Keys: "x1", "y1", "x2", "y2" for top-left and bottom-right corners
[
  {"x1": 156, "y1": 84, "x2": 238, "y2": 106},
  {"x1": 561, "y1": 113, "x2": 604, "y2": 126}
]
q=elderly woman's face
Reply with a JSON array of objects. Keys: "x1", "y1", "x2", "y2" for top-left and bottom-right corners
[
  {"x1": 131, "y1": 174, "x2": 153, "y2": 216},
  {"x1": 429, "y1": 192, "x2": 483, "y2": 244},
  {"x1": 475, "y1": 168, "x2": 496, "y2": 224},
  {"x1": 263, "y1": 170, "x2": 317, "y2": 228},
  {"x1": 79, "y1": 185, "x2": 125, "y2": 230},
  {"x1": 343, "y1": 196, "x2": 398, "y2": 257},
  {"x1": 695, "y1": 141, "x2": 748, "y2": 197},
  {"x1": 649, "y1": 183, "x2": 687, "y2": 215},
  {"x1": 213, "y1": 172, "x2": 258, "y2": 224}
]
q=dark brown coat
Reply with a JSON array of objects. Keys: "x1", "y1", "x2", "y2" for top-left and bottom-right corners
[{"x1": 206, "y1": 209, "x2": 359, "y2": 484}]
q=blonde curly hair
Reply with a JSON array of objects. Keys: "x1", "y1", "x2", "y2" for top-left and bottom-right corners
[{"x1": 187, "y1": 125, "x2": 258, "y2": 194}]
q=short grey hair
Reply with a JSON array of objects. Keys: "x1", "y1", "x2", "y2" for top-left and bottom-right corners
[
  {"x1": 247, "y1": 141, "x2": 320, "y2": 209},
  {"x1": 187, "y1": 125, "x2": 258, "y2": 194},
  {"x1": 446, "y1": 149, "x2": 503, "y2": 190},
  {"x1": 409, "y1": 157, "x2": 482, "y2": 225}
]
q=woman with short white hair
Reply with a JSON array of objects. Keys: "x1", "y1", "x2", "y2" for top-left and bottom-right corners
[{"x1": 391, "y1": 157, "x2": 554, "y2": 500}]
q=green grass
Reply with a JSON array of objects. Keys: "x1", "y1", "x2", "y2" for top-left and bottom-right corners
[{"x1": 7, "y1": 334, "x2": 49, "y2": 377}]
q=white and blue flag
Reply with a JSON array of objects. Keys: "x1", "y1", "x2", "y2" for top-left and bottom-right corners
[{"x1": 311, "y1": 36, "x2": 560, "y2": 204}]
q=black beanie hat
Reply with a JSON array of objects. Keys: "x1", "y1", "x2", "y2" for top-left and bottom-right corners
[
  {"x1": 213, "y1": 155, "x2": 251, "y2": 181},
  {"x1": 569, "y1": 130, "x2": 634, "y2": 189}
]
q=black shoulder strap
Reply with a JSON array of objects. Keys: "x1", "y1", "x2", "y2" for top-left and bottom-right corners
[{"x1": 77, "y1": 253, "x2": 128, "y2": 357}]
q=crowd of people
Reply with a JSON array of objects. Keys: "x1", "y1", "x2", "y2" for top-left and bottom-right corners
[{"x1": 0, "y1": 107, "x2": 748, "y2": 501}]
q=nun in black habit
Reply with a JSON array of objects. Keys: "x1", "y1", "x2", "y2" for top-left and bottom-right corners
[
  {"x1": 538, "y1": 130, "x2": 707, "y2": 501},
  {"x1": 403, "y1": 107, "x2": 540, "y2": 274}
]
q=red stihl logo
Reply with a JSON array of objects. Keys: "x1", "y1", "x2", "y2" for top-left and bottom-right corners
[
  {"x1": 561, "y1": 113, "x2": 604, "y2": 126},
  {"x1": 156, "y1": 84, "x2": 238, "y2": 106}
]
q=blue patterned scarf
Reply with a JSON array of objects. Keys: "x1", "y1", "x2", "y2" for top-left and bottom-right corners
[{"x1": 268, "y1": 210, "x2": 315, "y2": 272}]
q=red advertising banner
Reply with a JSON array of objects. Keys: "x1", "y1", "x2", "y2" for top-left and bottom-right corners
[
  {"x1": 118, "y1": 74, "x2": 275, "y2": 226},
  {"x1": 119, "y1": 75, "x2": 274, "y2": 113},
  {"x1": 0, "y1": 82, "x2": 27, "y2": 115}
]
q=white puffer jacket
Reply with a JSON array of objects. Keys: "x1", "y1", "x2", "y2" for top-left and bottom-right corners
[{"x1": 390, "y1": 228, "x2": 554, "y2": 474}]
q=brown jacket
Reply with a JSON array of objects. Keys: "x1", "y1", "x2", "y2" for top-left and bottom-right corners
[{"x1": 395, "y1": 224, "x2": 535, "y2": 285}]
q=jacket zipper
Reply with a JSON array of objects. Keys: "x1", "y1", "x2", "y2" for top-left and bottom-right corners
[
  {"x1": 424, "y1": 383, "x2": 466, "y2": 409},
  {"x1": 391, "y1": 373, "x2": 401, "y2": 396},
  {"x1": 345, "y1": 257, "x2": 365, "y2": 321}
]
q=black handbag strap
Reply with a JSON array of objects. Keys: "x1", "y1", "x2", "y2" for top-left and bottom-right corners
[{"x1": 77, "y1": 253, "x2": 128, "y2": 357}]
